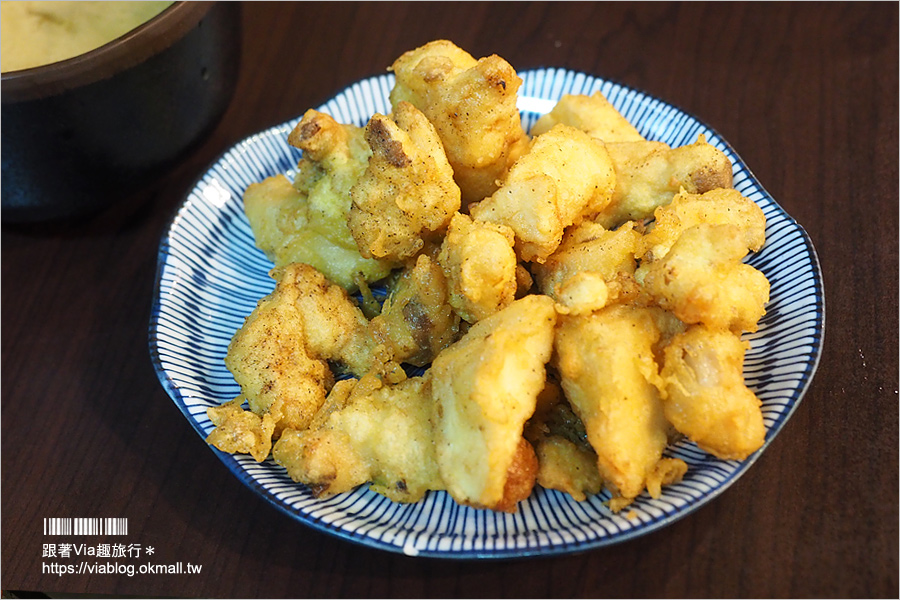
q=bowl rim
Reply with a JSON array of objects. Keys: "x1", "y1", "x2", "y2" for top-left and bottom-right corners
[{"x1": 1, "y1": 0, "x2": 216, "y2": 102}]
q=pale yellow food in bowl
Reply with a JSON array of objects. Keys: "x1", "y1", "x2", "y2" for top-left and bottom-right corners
[{"x1": 0, "y1": 0, "x2": 173, "y2": 73}]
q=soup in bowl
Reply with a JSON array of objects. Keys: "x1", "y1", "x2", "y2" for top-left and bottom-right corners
[{"x1": 1, "y1": 1, "x2": 241, "y2": 223}]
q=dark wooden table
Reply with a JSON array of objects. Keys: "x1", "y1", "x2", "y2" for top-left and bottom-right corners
[{"x1": 3, "y1": 2, "x2": 897, "y2": 598}]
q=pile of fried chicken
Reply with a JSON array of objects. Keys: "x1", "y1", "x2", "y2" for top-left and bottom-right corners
[{"x1": 206, "y1": 40, "x2": 770, "y2": 513}]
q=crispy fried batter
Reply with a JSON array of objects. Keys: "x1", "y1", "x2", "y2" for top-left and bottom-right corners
[
  {"x1": 243, "y1": 110, "x2": 394, "y2": 291},
  {"x1": 645, "y1": 458, "x2": 689, "y2": 500},
  {"x1": 638, "y1": 187, "x2": 767, "y2": 261},
  {"x1": 368, "y1": 253, "x2": 461, "y2": 367},
  {"x1": 348, "y1": 101, "x2": 461, "y2": 262},
  {"x1": 469, "y1": 123, "x2": 616, "y2": 263},
  {"x1": 493, "y1": 437, "x2": 540, "y2": 513},
  {"x1": 273, "y1": 371, "x2": 444, "y2": 502},
  {"x1": 533, "y1": 436, "x2": 603, "y2": 502},
  {"x1": 532, "y1": 219, "x2": 642, "y2": 314},
  {"x1": 430, "y1": 295, "x2": 557, "y2": 511},
  {"x1": 595, "y1": 135, "x2": 734, "y2": 229},
  {"x1": 530, "y1": 91, "x2": 645, "y2": 142},
  {"x1": 273, "y1": 263, "x2": 376, "y2": 375},
  {"x1": 554, "y1": 305, "x2": 685, "y2": 504},
  {"x1": 219, "y1": 267, "x2": 332, "y2": 438},
  {"x1": 206, "y1": 398, "x2": 277, "y2": 462},
  {"x1": 660, "y1": 325, "x2": 766, "y2": 460},
  {"x1": 219, "y1": 41, "x2": 773, "y2": 510},
  {"x1": 437, "y1": 212, "x2": 519, "y2": 323},
  {"x1": 211, "y1": 263, "x2": 375, "y2": 454},
  {"x1": 638, "y1": 224, "x2": 770, "y2": 333},
  {"x1": 389, "y1": 39, "x2": 530, "y2": 204},
  {"x1": 525, "y1": 381, "x2": 603, "y2": 501}
]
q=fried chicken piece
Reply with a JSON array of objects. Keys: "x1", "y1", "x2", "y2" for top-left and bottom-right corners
[
  {"x1": 430, "y1": 294, "x2": 557, "y2": 511},
  {"x1": 660, "y1": 325, "x2": 766, "y2": 460},
  {"x1": 211, "y1": 264, "x2": 374, "y2": 452},
  {"x1": 638, "y1": 187, "x2": 767, "y2": 261},
  {"x1": 389, "y1": 39, "x2": 530, "y2": 204},
  {"x1": 368, "y1": 253, "x2": 461, "y2": 367},
  {"x1": 217, "y1": 268, "x2": 331, "y2": 440},
  {"x1": 243, "y1": 110, "x2": 394, "y2": 291},
  {"x1": 274, "y1": 263, "x2": 376, "y2": 375},
  {"x1": 437, "y1": 212, "x2": 518, "y2": 323},
  {"x1": 530, "y1": 91, "x2": 645, "y2": 142},
  {"x1": 554, "y1": 304, "x2": 686, "y2": 504},
  {"x1": 469, "y1": 124, "x2": 616, "y2": 263},
  {"x1": 273, "y1": 370, "x2": 444, "y2": 503},
  {"x1": 595, "y1": 135, "x2": 734, "y2": 229},
  {"x1": 638, "y1": 224, "x2": 770, "y2": 333},
  {"x1": 532, "y1": 220, "x2": 642, "y2": 314},
  {"x1": 348, "y1": 101, "x2": 461, "y2": 262}
]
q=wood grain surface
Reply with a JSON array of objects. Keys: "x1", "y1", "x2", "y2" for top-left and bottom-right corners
[{"x1": 2, "y1": 2, "x2": 897, "y2": 598}]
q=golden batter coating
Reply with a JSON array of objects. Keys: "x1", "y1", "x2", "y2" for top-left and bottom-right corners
[
  {"x1": 437, "y1": 212, "x2": 519, "y2": 323},
  {"x1": 389, "y1": 39, "x2": 530, "y2": 205},
  {"x1": 273, "y1": 372, "x2": 444, "y2": 503},
  {"x1": 206, "y1": 398, "x2": 277, "y2": 463},
  {"x1": 525, "y1": 382, "x2": 603, "y2": 502},
  {"x1": 208, "y1": 263, "x2": 375, "y2": 459},
  {"x1": 638, "y1": 187, "x2": 767, "y2": 262},
  {"x1": 638, "y1": 224, "x2": 770, "y2": 334},
  {"x1": 430, "y1": 295, "x2": 557, "y2": 511},
  {"x1": 243, "y1": 110, "x2": 393, "y2": 291},
  {"x1": 554, "y1": 305, "x2": 687, "y2": 504},
  {"x1": 469, "y1": 123, "x2": 616, "y2": 263},
  {"x1": 532, "y1": 219, "x2": 642, "y2": 314},
  {"x1": 660, "y1": 325, "x2": 766, "y2": 460},
  {"x1": 368, "y1": 253, "x2": 461, "y2": 367},
  {"x1": 530, "y1": 91, "x2": 645, "y2": 142},
  {"x1": 348, "y1": 101, "x2": 461, "y2": 262},
  {"x1": 213, "y1": 40, "x2": 772, "y2": 511},
  {"x1": 595, "y1": 135, "x2": 734, "y2": 229}
]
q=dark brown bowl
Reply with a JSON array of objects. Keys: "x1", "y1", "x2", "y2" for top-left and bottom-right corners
[{"x1": 1, "y1": 1, "x2": 241, "y2": 223}]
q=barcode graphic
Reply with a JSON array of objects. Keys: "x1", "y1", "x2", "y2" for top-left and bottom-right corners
[{"x1": 44, "y1": 518, "x2": 128, "y2": 536}]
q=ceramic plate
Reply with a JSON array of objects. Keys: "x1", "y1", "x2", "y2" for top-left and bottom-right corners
[{"x1": 149, "y1": 69, "x2": 825, "y2": 559}]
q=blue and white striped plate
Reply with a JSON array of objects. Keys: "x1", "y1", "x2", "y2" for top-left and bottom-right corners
[{"x1": 149, "y1": 68, "x2": 824, "y2": 559}]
